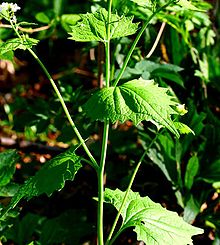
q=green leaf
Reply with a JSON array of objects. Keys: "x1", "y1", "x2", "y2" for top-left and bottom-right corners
[
  {"x1": 35, "y1": 12, "x2": 51, "y2": 24},
  {"x1": 0, "y1": 50, "x2": 14, "y2": 61},
  {"x1": 0, "y1": 150, "x2": 19, "y2": 187},
  {"x1": 184, "y1": 155, "x2": 199, "y2": 191},
  {"x1": 61, "y1": 14, "x2": 81, "y2": 32},
  {"x1": 1, "y1": 147, "x2": 82, "y2": 216},
  {"x1": 200, "y1": 159, "x2": 220, "y2": 183},
  {"x1": 4, "y1": 213, "x2": 44, "y2": 244},
  {"x1": 84, "y1": 79, "x2": 180, "y2": 137},
  {"x1": 0, "y1": 183, "x2": 19, "y2": 197},
  {"x1": 68, "y1": 8, "x2": 139, "y2": 42},
  {"x1": 118, "y1": 60, "x2": 184, "y2": 87},
  {"x1": 104, "y1": 188, "x2": 204, "y2": 245},
  {"x1": 0, "y1": 38, "x2": 39, "y2": 56},
  {"x1": 183, "y1": 195, "x2": 200, "y2": 223},
  {"x1": 130, "y1": 0, "x2": 154, "y2": 7},
  {"x1": 177, "y1": 0, "x2": 202, "y2": 11},
  {"x1": 174, "y1": 122, "x2": 195, "y2": 135}
]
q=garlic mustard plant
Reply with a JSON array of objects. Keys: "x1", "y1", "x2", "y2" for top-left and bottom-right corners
[{"x1": 0, "y1": 1, "x2": 209, "y2": 244}]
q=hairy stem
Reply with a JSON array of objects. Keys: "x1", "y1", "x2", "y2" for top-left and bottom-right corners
[
  {"x1": 27, "y1": 48, "x2": 99, "y2": 171},
  {"x1": 97, "y1": 120, "x2": 110, "y2": 245},
  {"x1": 97, "y1": 0, "x2": 112, "y2": 244},
  {"x1": 9, "y1": 19, "x2": 98, "y2": 171}
]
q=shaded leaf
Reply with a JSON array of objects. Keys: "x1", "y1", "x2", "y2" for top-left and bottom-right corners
[
  {"x1": 104, "y1": 188, "x2": 203, "y2": 245},
  {"x1": 118, "y1": 60, "x2": 184, "y2": 87},
  {"x1": 183, "y1": 195, "x2": 200, "y2": 224},
  {"x1": 84, "y1": 79, "x2": 180, "y2": 137},
  {"x1": 39, "y1": 210, "x2": 94, "y2": 244},
  {"x1": 184, "y1": 155, "x2": 199, "y2": 191},
  {"x1": 4, "y1": 213, "x2": 44, "y2": 245},
  {"x1": 200, "y1": 159, "x2": 220, "y2": 183},
  {"x1": 1, "y1": 147, "x2": 82, "y2": 216},
  {"x1": 0, "y1": 150, "x2": 19, "y2": 187},
  {"x1": 69, "y1": 8, "x2": 139, "y2": 42}
]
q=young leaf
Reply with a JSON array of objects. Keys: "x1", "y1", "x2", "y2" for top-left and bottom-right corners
[
  {"x1": 0, "y1": 38, "x2": 39, "y2": 56},
  {"x1": 1, "y1": 147, "x2": 82, "y2": 216},
  {"x1": 104, "y1": 188, "x2": 203, "y2": 245},
  {"x1": 61, "y1": 14, "x2": 81, "y2": 32},
  {"x1": 0, "y1": 150, "x2": 19, "y2": 187},
  {"x1": 174, "y1": 122, "x2": 195, "y2": 135},
  {"x1": 68, "y1": 8, "x2": 139, "y2": 42},
  {"x1": 84, "y1": 79, "x2": 180, "y2": 137}
]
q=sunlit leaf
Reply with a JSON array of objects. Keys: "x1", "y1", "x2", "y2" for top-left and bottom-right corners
[
  {"x1": 177, "y1": 0, "x2": 201, "y2": 11},
  {"x1": 69, "y1": 8, "x2": 139, "y2": 42},
  {"x1": 104, "y1": 188, "x2": 204, "y2": 245},
  {"x1": 130, "y1": 0, "x2": 154, "y2": 7},
  {"x1": 174, "y1": 122, "x2": 195, "y2": 135},
  {"x1": 84, "y1": 79, "x2": 180, "y2": 137},
  {"x1": 0, "y1": 38, "x2": 39, "y2": 56}
]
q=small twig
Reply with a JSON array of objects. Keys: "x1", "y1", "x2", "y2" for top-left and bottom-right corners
[
  {"x1": 51, "y1": 67, "x2": 96, "y2": 80},
  {"x1": 146, "y1": 22, "x2": 166, "y2": 58},
  {"x1": 0, "y1": 137, "x2": 66, "y2": 154},
  {"x1": 0, "y1": 23, "x2": 50, "y2": 33}
]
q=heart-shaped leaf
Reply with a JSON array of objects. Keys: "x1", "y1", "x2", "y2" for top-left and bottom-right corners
[
  {"x1": 84, "y1": 79, "x2": 180, "y2": 137},
  {"x1": 105, "y1": 188, "x2": 204, "y2": 245},
  {"x1": 68, "y1": 8, "x2": 139, "y2": 42}
]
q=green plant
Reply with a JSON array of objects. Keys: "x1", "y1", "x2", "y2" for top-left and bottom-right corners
[{"x1": 0, "y1": 0, "x2": 214, "y2": 244}]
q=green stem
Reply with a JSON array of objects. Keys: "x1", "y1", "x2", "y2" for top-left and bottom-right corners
[
  {"x1": 27, "y1": 48, "x2": 99, "y2": 172},
  {"x1": 97, "y1": 120, "x2": 109, "y2": 245},
  {"x1": 113, "y1": 0, "x2": 175, "y2": 88},
  {"x1": 105, "y1": 0, "x2": 112, "y2": 88},
  {"x1": 106, "y1": 131, "x2": 161, "y2": 244},
  {"x1": 9, "y1": 19, "x2": 99, "y2": 171},
  {"x1": 97, "y1": 1, "x2": 112, "y2": 244}
]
